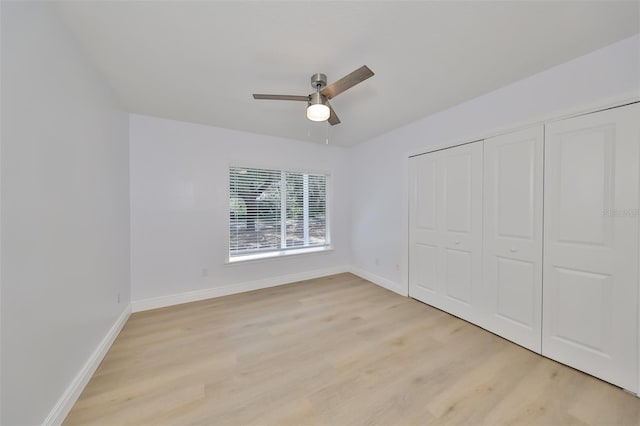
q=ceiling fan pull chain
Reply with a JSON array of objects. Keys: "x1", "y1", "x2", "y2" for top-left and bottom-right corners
[{"x1": 326, "y1": 121, "x2": 329, "y2": 145}]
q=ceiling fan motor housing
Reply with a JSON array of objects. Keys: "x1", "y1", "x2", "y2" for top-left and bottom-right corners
[
  {"x1": 311, "y1": 73, "x2": 327, "y2": 90},
  {"x1": 309, "y1": 92, "x2": 328, "y2": 106}
]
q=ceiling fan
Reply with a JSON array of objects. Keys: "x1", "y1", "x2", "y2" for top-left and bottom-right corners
[{"x1": 253, "y1": 65, "x2": 374, "y2": 125}]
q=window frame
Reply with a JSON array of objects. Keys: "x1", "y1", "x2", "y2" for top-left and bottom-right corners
[{"x1": 226, "y1": 163, "x2": 332, "y2": 264}]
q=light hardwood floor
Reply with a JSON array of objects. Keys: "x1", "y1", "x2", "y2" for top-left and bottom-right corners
[{"x1": 65, "y1": 273, "x2": 640, "y2": 425}]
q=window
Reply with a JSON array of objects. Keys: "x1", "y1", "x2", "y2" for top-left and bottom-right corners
[{"x1": 229, "y1": 166, "x2": 329, "y2": 261}]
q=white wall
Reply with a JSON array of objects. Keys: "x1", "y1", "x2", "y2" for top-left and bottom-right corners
[
  {"x1": 350, "y1": 34, "x2": 640, "y2": 291},
  {"x1": 130, "y1": 115, "x2": 351, "y2": 305},
  {"x1": 1, "y1": 3, "x2": 130, "y2": 425}
]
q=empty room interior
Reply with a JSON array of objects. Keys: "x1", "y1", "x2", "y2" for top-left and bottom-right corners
[{"x1": 2, "y1": 1, "x2": 640, "y2": 425}]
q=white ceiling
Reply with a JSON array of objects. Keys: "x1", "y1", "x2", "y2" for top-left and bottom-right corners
[{"x1": 57, "y1": 1, "x2": 639, "y2": 147}]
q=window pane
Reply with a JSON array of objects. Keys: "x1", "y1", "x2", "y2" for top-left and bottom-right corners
[
  {"x1": 308, "y1": 174, "x2": 327, "y2": 245},
  {"x1": 285, "y1": 172, "x2": 304, "y2": 247},
  {"x1": 285, "y1": 172, "x2": 326, "y2": 249},
  {"x1": 229, "y1": 167, "x2": 281, "y2": 255}
]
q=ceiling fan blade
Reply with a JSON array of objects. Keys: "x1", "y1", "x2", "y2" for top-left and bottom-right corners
[
  {"x1": 327, "y1": 102, "x2": 341, "y2": 126},
  {"x1": 321, "y1": 65, "x2": 374, "y2": 99},
  {"x1": 253, "y1": 94, "x2": 309, "y2": 101}
]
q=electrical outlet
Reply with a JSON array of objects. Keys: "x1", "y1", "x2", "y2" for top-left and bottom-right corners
[
  {"x1": 375, "y1": 258, "x2": 380, "y2": 266},
  {"x1": 201, "y1": 268, "x2": 209, "y2": 278},
  {"x1": 117, "y1": 293, "x2": 120, "y2": 304}
]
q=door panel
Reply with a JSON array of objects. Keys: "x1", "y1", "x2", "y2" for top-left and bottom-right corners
[
  {"x1": 556, "y1": 129, "x2": 613, "y2": 246},
  {"x1": 413, "y1": 243, "x2": 438, "y2": 292},
  {"x1": 409, "y1": 153, "x2": 444, "y2": 303},
  {"x1": 409, "y1": 141, "x2": 483, "y2": 325},
  {"x1": 496, "y1": 140, "x2": 536, "y2": 239},
  {"x1": 416, "y1": 163, "x2": 437, "y2": 231},
  {"x1": 440, "y1": 142, "x2": 483, "y2": 321},
  {"x1": 543, "y1": 102, "x2": 639, "y2": 392},
  {"x1": 444, "y1": 248, "x2": 472, "y2": 304},
  {"x1": 496, "y1": 257, "x2": 535, "y2": 328},
  {"x1": 549, "y1": 267, "x2": 612, "y2": 354},
  {"x1": 484, "y1": 126, "x2": 543, "y2": 352},
  {"x1": 444, "y1": 152, "x2": 472, "y2": 233}
]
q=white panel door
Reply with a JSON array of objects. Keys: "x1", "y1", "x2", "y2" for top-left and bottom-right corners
[
  {"x1": 439, "y1": 142, "x2": 483, "y2": 322},
  {"x1": 409, "y1": 141, "x2": 483, "y2": 325},
  {"x1": 484, "y1": 126, "x2": 544, "y2": 353},
  {"x1": 543, "y1": 103, "x2": 639, "y2": 392},
  {"x1": 409, "y1": 151, "x2": 442, "y2": 303}
]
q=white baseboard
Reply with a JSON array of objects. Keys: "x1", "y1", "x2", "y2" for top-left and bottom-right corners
[
  {"x1": 131, "y1": 265, "x2": 351, "y2": 312},
  {"x1": 43, "y1": 306, "x2": 131, "y2": 426},
  {"x1": 349, "y1": 266, "x2": 408, "y2": 296}
]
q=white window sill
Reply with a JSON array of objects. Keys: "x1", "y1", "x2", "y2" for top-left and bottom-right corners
[{"x1": 227, "y1": 245, "x2": 333, "y2": 265}]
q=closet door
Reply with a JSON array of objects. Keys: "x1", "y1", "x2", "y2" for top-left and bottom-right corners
[
  {"x1": 484, "y1": 126, "x2": 543, "y2": 353},
  {"x1": 440, "y1": 142, "x2": 483, "y2": 322},
  {"x1": 543, "y1": 103, "x2": 639, "y2": 392},
  {"x1": 409, "y1": 141, "x2": 483, "y2": 324},
  {"x1": 409, "y1": 151, "x2": 442, "y2": 305}
]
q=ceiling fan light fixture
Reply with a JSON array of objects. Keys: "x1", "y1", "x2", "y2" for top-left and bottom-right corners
[
  {"x1": 253, "y1": 65, "x2": 374, "y2": 126},
  {"x1": 307, "y1": 92, "x2": 330, "y2": 122},
  {"x1": 307, "y1": 104, "x2": 330, "y2": 121}
]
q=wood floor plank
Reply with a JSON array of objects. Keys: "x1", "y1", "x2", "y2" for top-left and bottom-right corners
[{"x1": 64, "y1": 273, "x2": 640, "y2": 425}]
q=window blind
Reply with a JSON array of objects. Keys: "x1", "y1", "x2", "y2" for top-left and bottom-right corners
[{"x1": 229, "y1": 166, "x2": 328, "y2": 258}]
